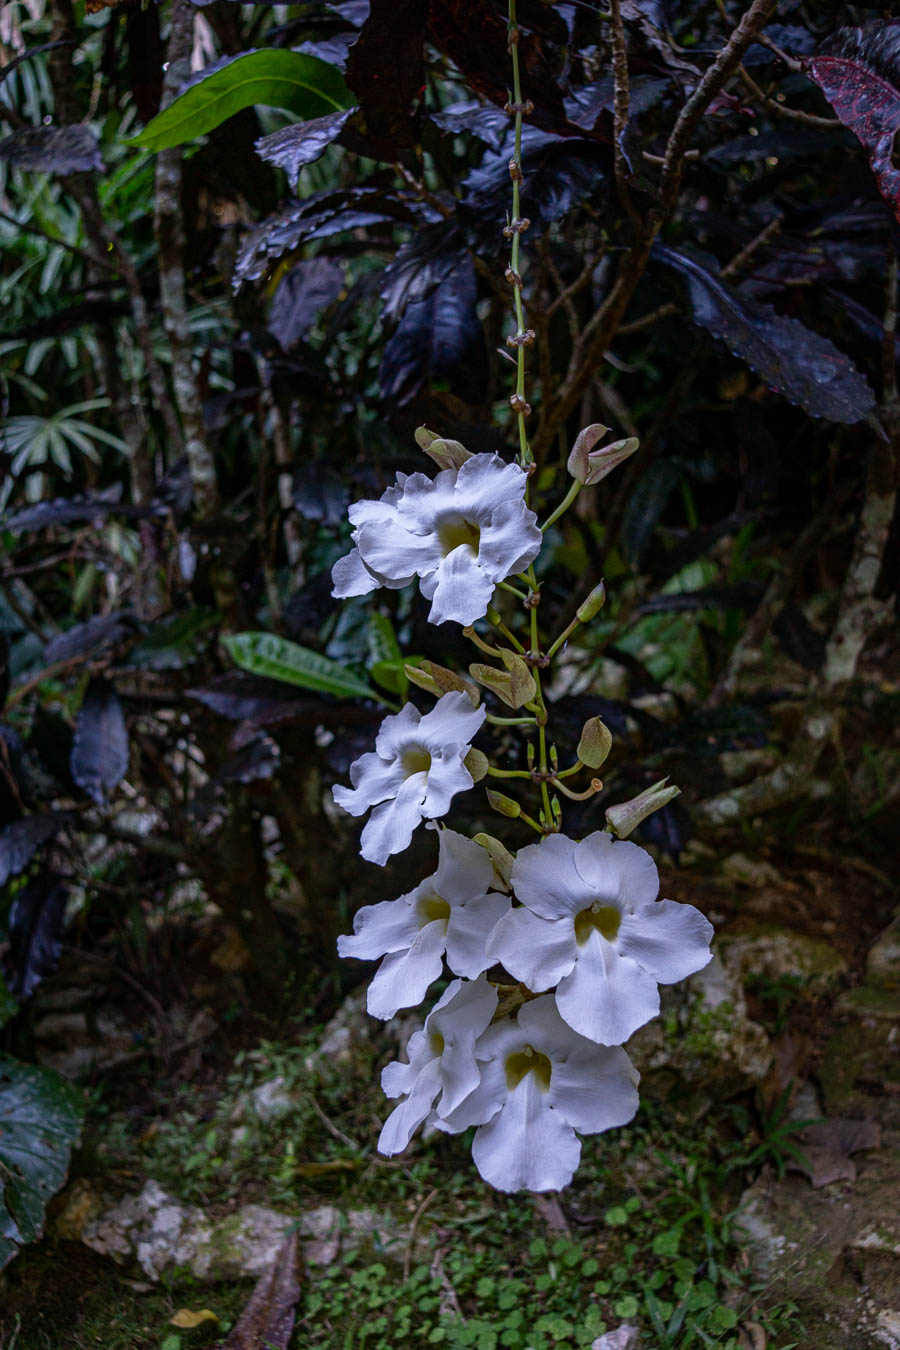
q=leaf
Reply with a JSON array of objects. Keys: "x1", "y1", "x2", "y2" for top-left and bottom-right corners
[
  {"x1": 379, "y1": 255, "x2": 486, "y2": 405},
  {"x1": 171, "y1": 1310, "x2": 220, "y2": 1330},
  {"x1": 804, "y1": 23, "x2": 900, "y2": 223},
  {"x1": 344, "y1": 0, "x2": 427, "y2": 157},
  {"x1": 70, "y1": 678, "x2": 129, "y2": 806},
  {"x1": 130, "y1": 50, "x2": 353, "y2": 151},
  {"x1": 255, "y1": 107, "x2": 356, "y2": 179},
  {"x1": 5, "y1": 874, "x2": 68, "y2": 1000},
  {"x1": 126, "y1": 608, "x2": 218, "y2": 671},
  {"x1": 0, "y1": 125, "x2": 103, "y2": 174},
  {"x1": 44, "y1": 612, "x2": 138, "y2": 665},
  {"x1": 233, "y1": 187, "x2": 420, "y2": 287},
  {"x1": 0, "y1": 813, "x2": 75, "y2": 888},
  {"x1": 267, "y1": 258, "x2": 346, "y2": 351},
  {"x1": 291, "y1": 462, "x2": 349, "y2": 526},
  {"x1": 0, "y1": 1054, "x2": 83, "y2": 1271},
  {"x1": 380, "y1": 219, "x2": 468, "y2": 325},
  {"x1": 652, "y1": 244, "x2": 876, "y2": 425},
  {"x1": 430, "y1": 99, "x2": 509, "y2": 151},
  {"x1": 458, "y1": 127, "x2": 608, "y2": 253},
  {"x1": 223, "y1": 632, "x2": 380, "y2": 701},
  {"x1": 219, "y1": 1232, "x2": 301, "y2": 1350},
  {"x1": 187, "y1": 672, "x2": 315, "y2": 725}
]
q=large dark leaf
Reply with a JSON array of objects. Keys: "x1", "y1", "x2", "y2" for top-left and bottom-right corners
[
  {"x1": 187, "y1": 672, "x2": 316, "y2": 725},
  {"x1": 344, "y1": 0, "x2": 427, "y2": 157},
  {"x1": 458, "y1": 127, "x2": 608, "y2": 253},
  {"x1": 267, "y1": 257, "x2": 346, "y2": 350},
  {"x1": 652, "y1": 244, "x2": 876, "y2": 425},
  {"x1": 0, "y1": 1055, "x2": 83, "y2": 1270},
  {"x1": 291, "y1": 462, "x2": 349, "y2": 525},
  {"x1": 126, "y1": 608, "x2": 218, "y2": 671},
  {"x1": 430, "y1": 99, "x2": 509, "y2": 151},
  {"x1": 234, "y1": 187, "x2": 420, "y2": 286},
  {"x1": 0, "y1": 125, "x2": 102, "y2": 174},
  {"x1": 255, "y1": 107, "x2": 355, "y2": 179},
  {"x1": 131, "y1": 50, "x2": 353, "y2": 151},
  {"x1": 70, "y1": 678, "x2": 129, "y2": 806},
  {"x1": 0, "y1": 813, "x2": 75, "y2": 889},
  {"x1": 219, "y1": 1233, "x2": 301, "y2": 1350},
  {"x1": 566, "y1": 74, "x2": 669, "y2": 131},
  {"x1": 44, "y1": 612, "x2": 138, "y2": 666},
  {"x1": 805, "y1": 23, "x2": 900, "y2": 224},
  {"x1": 380, "y1": 219, "x2": 468, "y2": 325},
  {"x1": 379, "y1": 255, "x2": 486, "y2": 405},
  {"x1": 5, "y1": 874, "x2": 68, "y2": 1000},
  {"x1": 2, "y1": 487, "x2": 162, "y2": 533}
]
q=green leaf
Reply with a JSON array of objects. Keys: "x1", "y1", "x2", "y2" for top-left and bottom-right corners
[
  {"x1": 0, "y1": 1054, "x2": 84, "y2": 1270},
  {"x1": 130, "y1": 51, "x2": 353, "y2": 151},
  {"x1": 223, "y1": 631, "x2": 380, "y2": 702}
]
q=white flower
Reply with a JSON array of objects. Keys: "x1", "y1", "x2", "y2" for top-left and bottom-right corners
[
  {"x1": 487, "y1": 831, "x2": 713, "y2": 1046},
  {"x1": 439, "y1": 995, "x2": 639, "y2": 1192},
  {"x1": 338, "y1": 828, "x2": 511, "y2": 1019},
  {"x1": 333, "y1": 693, "x2": 486, "y2": 865},
  {"x1": 378, "y1": 976, "x2": 498, "y2": 1156},
  {"x1": 331, "y1": 454, "x2": 542, "y2": 626}
]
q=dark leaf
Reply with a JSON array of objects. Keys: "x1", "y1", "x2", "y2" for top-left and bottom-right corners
[
  {"x1": 652, "y1": 244, "x2": 876, "y2": 424},
  {"x1": 566, "y1": 75, "x2": 669, "y2": 131},
  {"x1": 126, "y1": 609, "x2": 218, "y2": 671},
  {"x1": 234, "y1": 187, "x2": 421, "y2": 287},
  {"x1": 344, "y1": 0, "x2": 427, "y2": 156},
  {"x1": 430, "y1": 99, "x2": 509, "y2": 151},
  {"x1": 187, "y1": 672, "x2": 315, "y2": 725},
  {"x1": 217, "y1": 735, "x2": 281, "y2": 785},
  {"x1": 0, "y1": 125, "x2": 102, "y2": 174},
  {"x1": 294, "y1": 35, "x2": 358, "y2": 73},
  {"x1": 0, "y1": 1055, "x2": 83, "y2": 1270},
  {"x1": 267, "y1": 258, "x2": 346, "y2": 351},
  {"x1": 458, "y1": 127, "x2": 608, "y2": 253},
  {"x1": 380, "y1": 219, "x2": 467, "y2": 324},
  {"x1": 743, "y1": 24, "x2": 816, "y2": 66},
  {"x1": 70, "y1": 678, "x2": 128, "y2": 806},
  {"x1": 0, "y1": 813, "x2": 75, "y2": 889},
  {"x1": 44, "y1": 612, "x2": 138, "y2": 666},
  {"x1": 291, "y1": 463, "x2": 350, "y2": 525},
  {"x1": 219, "y1": 1232, "x2": 301, "y2": 1350},
  {"x1": 379, "y1": 255, "x2": 486, "y2": 405},
  {"x1": 255, "y1": 107, "x2": 355, "y2": 179},
  {"x1": 131, "y1": 50, "x2": 353, "y2": 151},
  {"x1": 706, "y1": 126, "x2": 838, "y2": 166},
  {"x1": 5, "y1": 874, "x2": 68, "y2": 1000},
  {"x1": 620, "y1": 1, "x2": 703, "y2": 86},
  {"x1": 805, "y1": 22, "x2": 900, "y2": 223},
  {"x1": 621, "y1": 459, "x2": 681, "y2": 566}
]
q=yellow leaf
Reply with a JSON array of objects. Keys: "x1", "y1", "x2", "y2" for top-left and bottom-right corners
[{"x1": 170, "y1": 1309, "x2": 220, "y2": 1329}]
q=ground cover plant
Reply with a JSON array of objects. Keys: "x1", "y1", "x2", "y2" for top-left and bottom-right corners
[{"x1": 0, "y1": 0, "x2": 898, "y2": 1345}]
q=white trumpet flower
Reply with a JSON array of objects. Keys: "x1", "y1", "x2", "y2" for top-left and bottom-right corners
[
  {"x1": 331, "y1": 454, "x2": 542, "y2": 626},
  {"x1": 487, "y1": 831, "x2": 713, "y2": 1046},
  {"x1": 338, "y1": 828, "x2": 511, "y2": 1019},
  {"x1": 333, "y1": 693, "x2": 486, "y2": 865}
]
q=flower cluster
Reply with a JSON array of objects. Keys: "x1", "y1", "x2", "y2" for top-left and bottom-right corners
[{"x1": 331, "y1": 440, "x2": 713, "y2": 1192}]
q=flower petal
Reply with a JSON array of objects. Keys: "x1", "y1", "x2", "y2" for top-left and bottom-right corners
[
  {"x1": 476, "y1": 498, "x2": 543, "y2": 581},
  {"x1": 427, "y1": 546, "x2": 496, "y2": 626},
  {"x1": 486, "y1": 908, "x2": 576, "y2": 989},
  {"x1": 359, "y1": 771, "x2": 428, "y2": 864},
  {"x1": 374, "y1": 702, "x2": 422, "y2": 759},
  {"x1": 418, "y1": 691, "x2": 486, "y2": 751},
  {"x1": 366, "y1": 919, "x2": 447, "y2": 1019},
  {"x1": 556, "y1": 930, "x2": 660, "y2": 1045},
  {"x1": 421, "y1": 751, "x2": 475, "y2": 819},
  {"x1": 337, "y1": 895, "x2": 420, "y2": 961},
  {"x1": 510, "y1": 834, "x2": 593, "y2": 919},
  {"x1": 331, "y1": 546, "x2": 383, "y2": 598},
  {"x1": 432, "y1": 827, "x2": 494, "y2": 902},
  {"x1": 547, "y1": 1044, "x2": 639, "y2": 1135},
  {"x1": 445, "y1": 891, "x2": 512, "y2": 978},
  {"x1": 573, "y1": 832, "x2": 660, "y2": 911},
  {"x1": 618, "y1": 898, "x2": 713, "y2": 984},
  {"x1": 471, "y1": 1075, "x2": 581, "y2": 1192},
  {"x1": 356, "y1": 516, "x2": 443, "y2": 583},
  {"x1": 430, "y1": 975, "x2": 498, "y2": 1116},
  {"x1": 378, "y1": 1057, "x2": 443, "y2": 1155},
  {"x1": 333, "y1": 752, "x2": 407, "y2": 817},
  {"x1": 451, "y1": 454, "x2": 530, "y2": 518}
]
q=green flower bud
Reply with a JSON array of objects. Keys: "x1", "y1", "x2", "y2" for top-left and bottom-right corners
[
  {"x1": 606, "y1": 778, "x2": 680, "y2": 839},
  {"x1": 465, "y1": 747, "x2": 489, "y2": 783},
  {"x1": 576, "y1": 581, "x2": 606, "y2": 624},
  {"x1": 473, "y1": 832, "x2": 515, "y2": 890},
  {"x1": 469, "y1": 652, "x2": 536, "y2": 710},
  {"x1": 486, "y1": 790, "x2": 522, "y2": 818},
  {"x1": 405, "y1": 660, "x2": 480, "y2": 707},
  {"x1": 577, "y1": 717, "x2": 613, "y2": 770},
  {"x1": 414, "y1": 426, "x2": 473, "y2": 471}
]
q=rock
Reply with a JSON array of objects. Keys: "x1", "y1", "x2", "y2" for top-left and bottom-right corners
[
  {"x1": 34, "y1": 1008, "x2": 140, "y2": 1079},
  {"x1": 76, "y1": 1181, "x2": 411, "y2": 1281},
  {"x1": 305, "y1": 990, "x2": 371, "y2": 1071},
  {"x1": 626, "y1": 948, "x2": 771, "y2": 1101},
  {"x1": 867, "y1": 911, "x2": 900, "y2": 989},
  {"x1": 591, "y1": 1325, "x2": 639, "y2": 1350},
  {"x1": 719, "y1": 926, "x2": 847, "y2": 993},
  {"x1": 720, "y1": 852, "x2": 784, "y2": 888}
]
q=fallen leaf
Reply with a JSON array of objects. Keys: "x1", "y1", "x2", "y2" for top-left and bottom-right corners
[
  {"x1": 217, "y1": 1232, "x2": 301, "y2": 1350},
  {"x1": 531, "y1": 1193, "x2": 570, "y2": 1234},
  {"x1": 171, "y1": 1309, "x2": 220, "y2": 1329},
  {"x1": 790, "y1": 1117, "x2": 881, "y2": 1188}
]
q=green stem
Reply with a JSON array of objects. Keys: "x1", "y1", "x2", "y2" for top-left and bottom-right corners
[
  {"x1": 541, "y1": 479, "x2": 582, "y2": 532},
  {"x1": 545, "y1": 617, "x2": 580, "y2": 661},
  {"x1": 508, "y1": 0, "x2": 531, "y2": 466},
  {"x1": 487, "y1": 766, "x2": 533, "y2": 780},
  {"x1": 486, "y1": 714, "x2": 539, "y2": 726},
  {"x1": 498, "y1": 580, "x2": 530, "y2": 602}
]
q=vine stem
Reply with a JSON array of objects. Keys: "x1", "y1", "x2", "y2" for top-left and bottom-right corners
[{"x1": 507, "y1": 0, "x2": 532, "y2": 466}]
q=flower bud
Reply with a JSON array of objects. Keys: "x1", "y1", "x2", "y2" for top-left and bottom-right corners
[
  {"x1": 577, "y1": 717, "x2": 613, "y2": 770},
  {"x1": 576, "y1": 581, "x2": 606, "y2": 624},
  {"x1": 606, "y1": 778, "x2": 680, "y2": 839},
  {"x1": 486, "y1": 790, "x2": 521, "y2": 818},
  {"x1": 465, "y1": 747, "x2": 489, "y2": 782},
  {"x1": 405, "y1": 660, "x2": 480, "y2": 707},
  {"x1": 469, "y1": 652, "x2": 536, "y2": 710},
  {"x1": 472, "y1": 832, "x2": 515, "y2": 890},
  {"x1": 414, "y1": 426, "x2": 473, "y2": 471},
  {"x1": 567, "y1": 423, "x2": 639, "y2": 486}
]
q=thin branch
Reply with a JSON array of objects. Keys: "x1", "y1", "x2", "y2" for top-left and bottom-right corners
[
  {"x1": 0, "y1": 206, "x2": 118, "y2": 272},
  {"x1": 610, "y1": 0, "x2": 640, "y2": 226},
  {"x1": 738, "y1": 66, "x2": 841, "y2": 129}
]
